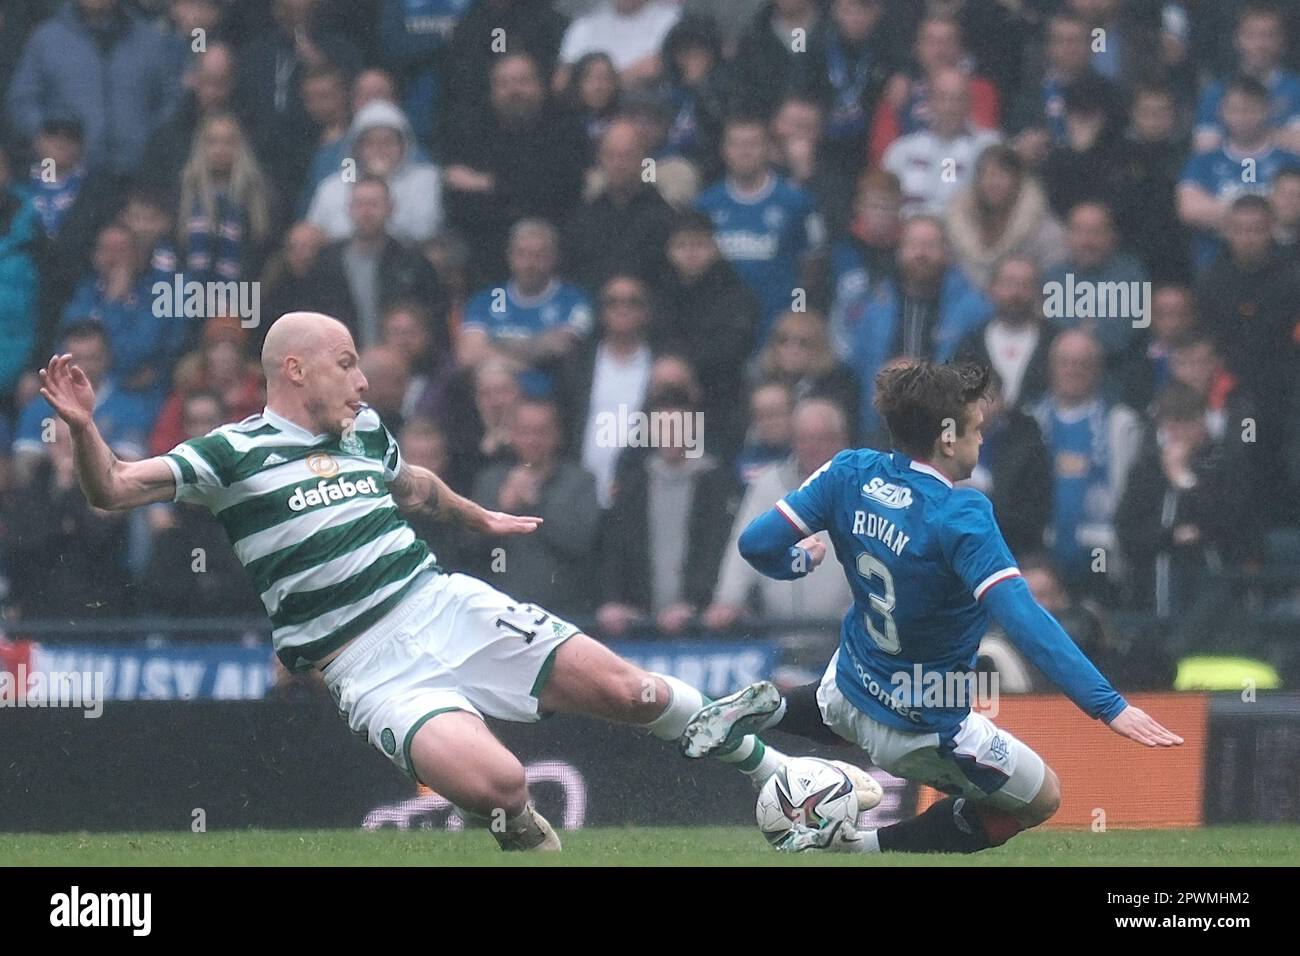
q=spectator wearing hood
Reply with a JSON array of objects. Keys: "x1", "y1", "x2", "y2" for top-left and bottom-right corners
[
  {"x1": 657, "y1": 13, "x2": 730, "y2": 182},
  {"x1": 306, "y1": 99, "x2": 444, "y2": 244}
]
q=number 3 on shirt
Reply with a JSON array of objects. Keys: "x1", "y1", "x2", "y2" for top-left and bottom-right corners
[{"x1": 856, "y1": 552, "x2": 901, "y2": 654}]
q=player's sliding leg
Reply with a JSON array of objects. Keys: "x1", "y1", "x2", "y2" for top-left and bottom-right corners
[
  {"x1": 785, "y1": 765, "x2": 1060, "y2": 854},
  {"x1": 678, "y1": 679, "x2": 882, "y2": 807},
  {"x1": 405, "y1": 710, "x2": 561, "y2": 851},
  {"x1": 862, "y1": 767, "x2": 1060, "y2": 854},
  {"x1": 779, "y1": 672, "x2": 1059, "y2": 854},
  {"x1": 536, "y1": 633, "x2": 786, "y2": 786}
]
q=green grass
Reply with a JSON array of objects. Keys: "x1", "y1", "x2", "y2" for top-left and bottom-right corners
[{"x1": 2, "y1": 826, "x2": 1297, "y2": 866}]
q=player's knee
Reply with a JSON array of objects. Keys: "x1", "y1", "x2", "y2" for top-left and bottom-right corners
[
  {"x1": 460, "y1": 762, "x2": 529, "y2": 817},
  {"x1": 625, "y1": 670, "x2": 665, "y2": 722},
  {"x1": 1022, "y1": 766, "x2": 1061, "y2": 827},
  {"x1": 594, "y1": 665, "x2": 661, "y2": 722}
]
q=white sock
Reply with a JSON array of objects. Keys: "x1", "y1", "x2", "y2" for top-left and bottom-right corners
[
  {"x1": 643, "y1": 674, "x2": 705, "y2": 740},
  {"x1": 854, "y1": 828, "x2": 882, "y2": 854}
]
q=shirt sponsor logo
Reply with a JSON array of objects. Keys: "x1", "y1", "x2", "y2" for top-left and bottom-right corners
[
  {"x1": 861, "y1": 478, "x2": 913, "y2": 509},
  {"x1": 287, "y1": 475, "x2": 381, "y2": 512}
]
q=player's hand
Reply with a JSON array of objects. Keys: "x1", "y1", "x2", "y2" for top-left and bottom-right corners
[
  {"x1": 476, "y1": 509, "x2": 543, "y2": 536},
  {"x1": 797, "y1": 535, "x2": 827, "y2": 568},
  {"x1": 1107, "y1": 705, "x2": 1184, "y2": 747},
  {"x1": 38, "y1": 354, "x2": 96, "y2": 431}
]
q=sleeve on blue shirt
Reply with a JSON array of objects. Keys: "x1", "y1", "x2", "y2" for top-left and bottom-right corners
[
  {"x1": 774, "y1": 450, "x2": 851, "y2": 536},
  {"x1": 1179, "y1": 152, "x2": 1212, "y2": 190},
  {"x1": 982, "y1": 576, "x2": 1128, "y2": 722},
  {"x1": 737, "y1": 508, "x2": 817, "y2": 580},
  {"x1": 1194, "y1": 82, "x2": 1222, "y2": 131},
  {"x1": 14, "y1": 398, "x2": 48, "y2": 448},
  {"x1": 461, "y1": 291, "x2": 493, "y2": 331},
  {"x1": 563, "y1": 290, "x2": 594, "y2": 337}
]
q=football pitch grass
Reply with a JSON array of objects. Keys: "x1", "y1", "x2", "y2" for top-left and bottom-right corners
[{"x1": 2, "y1": 826, "x2": 1298, "y2": 866}]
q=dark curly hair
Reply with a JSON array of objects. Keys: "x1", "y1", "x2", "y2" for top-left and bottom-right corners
[{"x1": 874, "y1": 361, "x2": 991, "y2": 458}]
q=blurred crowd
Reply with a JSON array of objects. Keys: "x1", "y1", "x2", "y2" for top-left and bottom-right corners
[{"x1": 1, "y1": 0, "x2": 1299, "y2": 670}]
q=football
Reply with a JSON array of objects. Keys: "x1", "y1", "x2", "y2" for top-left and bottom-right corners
[{"x1": 755, "y1": 757, "x2": 859, "y2": 846}]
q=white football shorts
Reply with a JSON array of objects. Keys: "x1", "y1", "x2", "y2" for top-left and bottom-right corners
[
  {"x1": 816, "y1": 650, "x2": 1046, "y2": 809},
  {"x1": 322, "y1": 571, "x2": 580, "y2": 778}
]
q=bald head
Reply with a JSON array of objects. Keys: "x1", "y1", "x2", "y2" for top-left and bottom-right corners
[
  {"x1": 261, "y1": 311, "x2": 352, "y2": 381},
  {"x1": 792, "y1": 398, "x2": 849, "y2": 476},
  {"x1": 1049, "y1": 329, "x2": 1103, "y2": 404},
  {"x1": 262, "y1": 312, "x2": 369, "y2": 433}
]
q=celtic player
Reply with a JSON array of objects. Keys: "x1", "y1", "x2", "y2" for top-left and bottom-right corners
[{"x1": 39, "y1": 311, "x2": 815, "y2": 850}]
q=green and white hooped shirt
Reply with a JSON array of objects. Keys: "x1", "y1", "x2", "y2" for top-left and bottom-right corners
[{"x1": 163, "y1": 405, "x2": 436, "y2": 670}]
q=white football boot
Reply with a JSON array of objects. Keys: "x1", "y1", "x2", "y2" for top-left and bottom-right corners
[
  {"x1": 491, "y1": 803, "x2": 562, "y2": 852},
  {"x1": 777, "y1": 820, "x2": 866, "y2": 853},
  {"x1": 679, "y1": 681, "x2": 783, "y2": 758},
  {"x1": 680, "y1": 681, "x2": 884, "y2": 811}
]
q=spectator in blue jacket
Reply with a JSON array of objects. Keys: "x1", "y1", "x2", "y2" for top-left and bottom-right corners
[
  {"x1": 6, "y1": 0, "x2": 182, "y2": 178},
  {"x1": 61, "y1": 223, "x2": 190, "y2": 396},
  {"x1": 837, "y1": 214, "x2": 992, "y2": 434},
  {"x1": 0, "y1": 147, "x2": 40, "y2": 410},
  {"x1": 12, "y1": 321, "x2": 158, "y2": 476},
  {"x1": 1041, "y1": 200, "x2": 1150, "y2": 362}
]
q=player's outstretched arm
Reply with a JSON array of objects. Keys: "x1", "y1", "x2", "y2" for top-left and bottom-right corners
[
  {"x1": 38, "y1": 354, "x2": 177, "y2": 510},
  {"x1": 981, "y1": 576, "x2": 1182, "y2": 748},
  {"x1": 390, "y1": 461, "x2": 542, "y2": 535}
]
